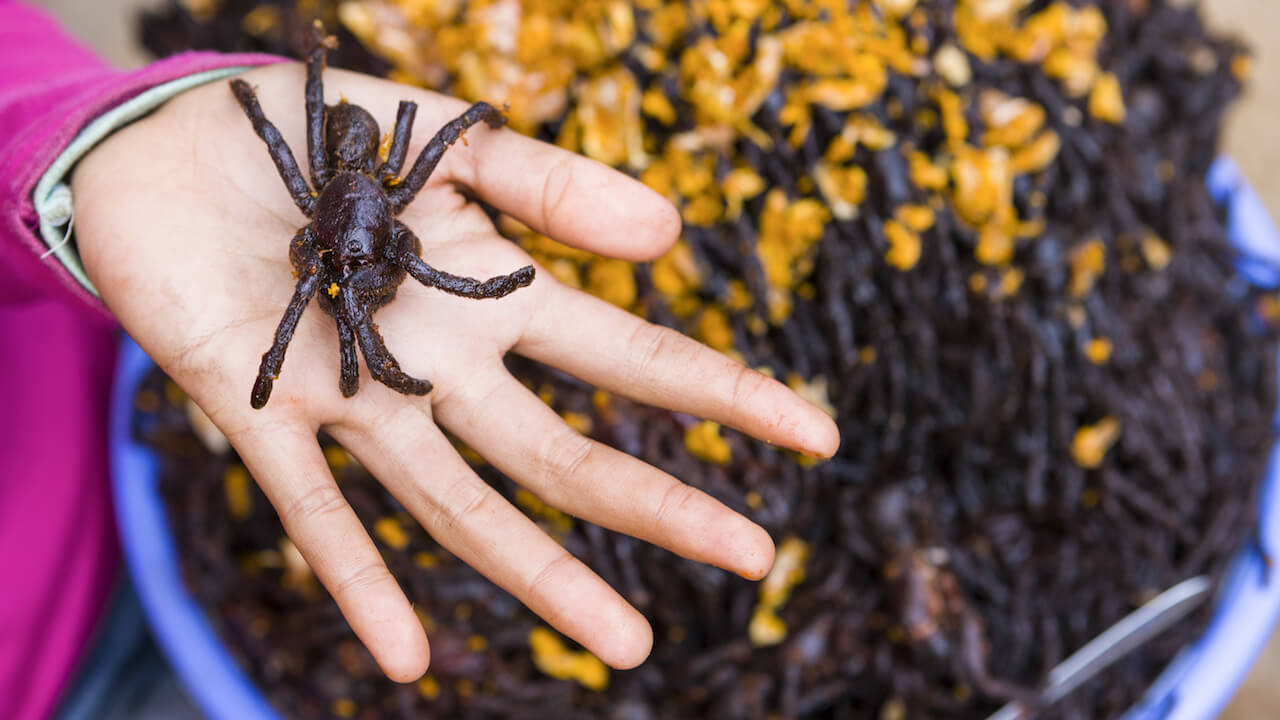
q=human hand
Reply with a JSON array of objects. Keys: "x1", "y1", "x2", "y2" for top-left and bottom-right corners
[{"x1": 73, "y1": 61, "x2": 840, "y2": 681}]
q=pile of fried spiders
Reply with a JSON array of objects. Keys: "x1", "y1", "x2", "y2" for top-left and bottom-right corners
[{"x1": 229, "y1": 22, "x2": 535, "y2": 410}]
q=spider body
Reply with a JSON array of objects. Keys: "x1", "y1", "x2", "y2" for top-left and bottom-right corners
[
  {"x1": 230, "y1": 24, "x2": 534, "y2": 409},
  {"x1": 312, "y1": 172, "x2": 392, "y2": 278}
]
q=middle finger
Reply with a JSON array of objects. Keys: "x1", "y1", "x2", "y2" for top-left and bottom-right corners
[{"x1": 432, "y1": 366, "x2": 776, "y2": 580}]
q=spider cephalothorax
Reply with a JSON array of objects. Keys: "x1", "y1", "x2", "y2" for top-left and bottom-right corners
[{"x1": 230, "y1": 23, "x2": 534, "y2": 409}]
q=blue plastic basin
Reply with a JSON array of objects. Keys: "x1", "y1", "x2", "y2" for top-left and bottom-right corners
[{"x1": 109, "y1": 157, "x2": 1280, "y2": 720}]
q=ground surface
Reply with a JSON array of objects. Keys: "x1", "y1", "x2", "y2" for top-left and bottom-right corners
[{"x1": 28, "y1": 0, "x2": 1280, "y2": 717}]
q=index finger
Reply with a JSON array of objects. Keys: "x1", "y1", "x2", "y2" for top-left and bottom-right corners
[{"x1": 518, "y1": 283, "x2": 842, "y2": 459}]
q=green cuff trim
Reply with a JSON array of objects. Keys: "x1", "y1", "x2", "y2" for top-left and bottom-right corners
[{"x1": 33, "y1": 66, "x2": 259, "y2": 297}]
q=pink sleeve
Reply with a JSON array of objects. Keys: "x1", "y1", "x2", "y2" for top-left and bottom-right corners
[{"x1": 0, "y1": 4, "x2": 285, "y2": 719}]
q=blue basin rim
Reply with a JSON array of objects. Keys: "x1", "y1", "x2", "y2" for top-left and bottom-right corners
[{"x1": 109, "y1": 340, "x2": 287, "y2": 720}]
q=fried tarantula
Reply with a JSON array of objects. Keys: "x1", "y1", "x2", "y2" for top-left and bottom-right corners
[{"x1": 230, "y1": 24, "x2": 534, "y2": 410}]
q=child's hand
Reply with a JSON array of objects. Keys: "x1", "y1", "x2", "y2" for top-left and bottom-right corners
[{"x1": 73, "y1": 63, "x2": 839, "y2": 681}]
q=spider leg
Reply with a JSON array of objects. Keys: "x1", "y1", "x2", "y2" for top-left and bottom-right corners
[
  {"x1": 305, "y1": 21, "x2": 335, "y2": 189},
  {"x1": 389, "y1": 101, "x2": 506, "y2": 214},
  {"x1": 230, "y1": 79, "x2": 316, "y2": 217},
  {"x1": 340, "y1": 289, "x2": 433, "y2": 396},
  {"x1": 393, "y1": 222, "x2": 534, "y2": 298},
  {"x1": 336, "y1": 315, "x2": 359, "y2": 398},
  {"x1": 251, "y1": 249, "x2": 323, "y2": 409},
  {"x1": 377, "y1": 101, "x2": 418, "y2": 185}
]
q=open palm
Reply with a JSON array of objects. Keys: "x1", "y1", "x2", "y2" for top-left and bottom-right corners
[{"x1": 73, "y1": 62, "x2": 840, "y2": 681}]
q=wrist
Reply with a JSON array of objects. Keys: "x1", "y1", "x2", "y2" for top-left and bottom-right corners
[{"x1": 47, "y1": 66, "x2": 274, "y2": 298}]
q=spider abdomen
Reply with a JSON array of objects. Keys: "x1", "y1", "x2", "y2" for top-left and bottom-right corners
[{"x1": 314, "y1": 171, "x2": 393, "y2": 276}]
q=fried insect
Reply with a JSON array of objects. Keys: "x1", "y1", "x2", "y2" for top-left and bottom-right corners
[{"x1": 230, "y1": 23, "x2": 533, "y2": 409}]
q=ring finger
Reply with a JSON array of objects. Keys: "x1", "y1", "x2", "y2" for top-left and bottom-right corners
[{"x1": 330, "y1": 405, "x2": 653, "y2": 669}]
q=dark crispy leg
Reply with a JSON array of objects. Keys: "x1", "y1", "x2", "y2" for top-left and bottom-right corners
[
  {"x1": 336, "y1": 316, "x2": 359, "y2": 398},
  {"x1": 956, "y1": 615, "x2": 1039, "y2": 707},
  {"x1": 393, "y1": 222, "x2": 534, "y2": 298},
  {"x1": 389, "y1": 101, "x2": 506, "y2": 214},
  {"x1": 305, "y1": 22, "x2": 335, "y2": 189},
  {"x1": 230, "y1": 79, "x2": 315, "y2": 217},
  {"x1": 251, "y1": 243, "x2": 323, "y2": 409},
  {"x1": 378, "y1": 101, "x2": 417, "y2": 185},
  {"x1": 341, "y1": 289, "x2": 432, "y2": 396},
  {"x1": 404, "y1": 255, "x2": 535, "y2": 298}
]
